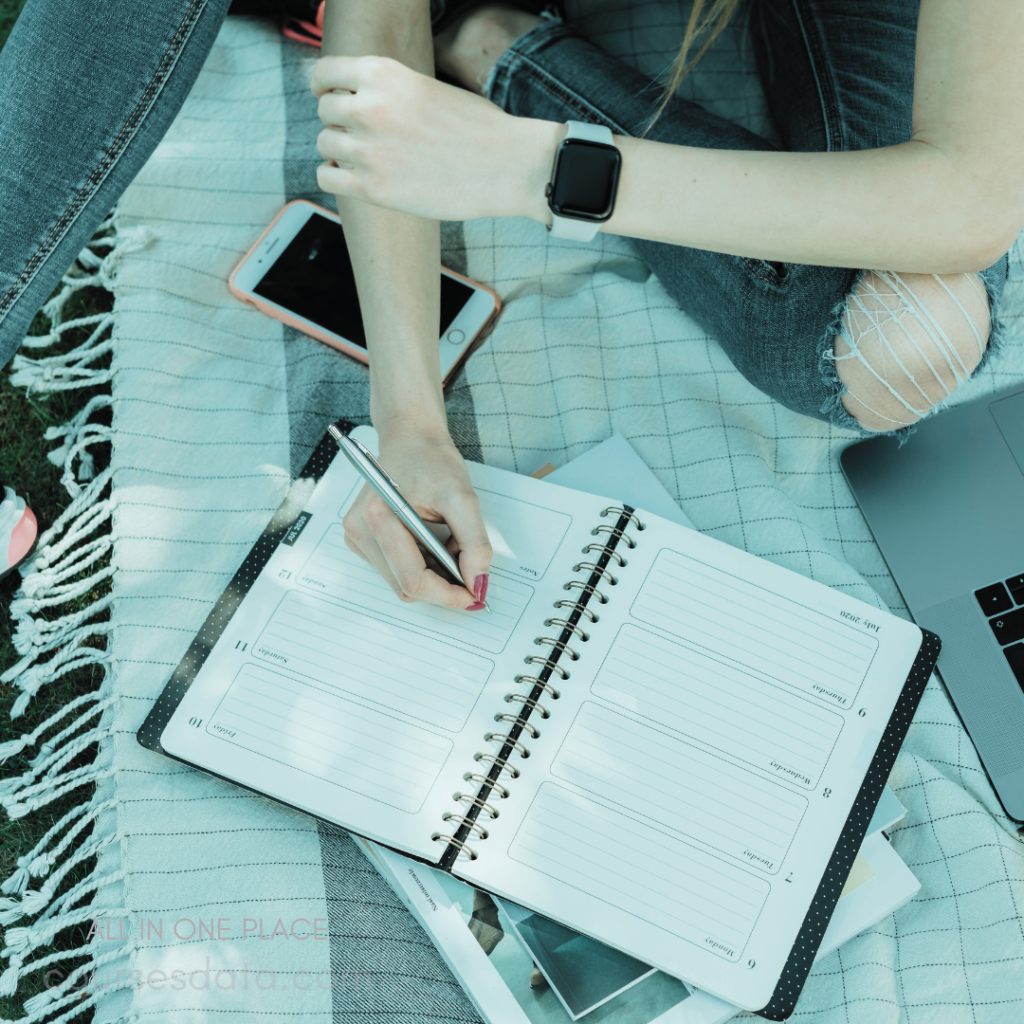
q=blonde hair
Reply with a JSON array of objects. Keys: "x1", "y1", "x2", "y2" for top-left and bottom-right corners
[{"x1": 644, "y1": 0, "x2": 745, "y2": 134}]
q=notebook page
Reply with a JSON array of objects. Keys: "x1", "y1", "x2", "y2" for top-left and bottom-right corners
[
  {"x1": 159, "y1": 428, "x2": 621, "y2": 863},
  {"x1": 454, "y1": 506, "x2": 924, "y2": 1010}
]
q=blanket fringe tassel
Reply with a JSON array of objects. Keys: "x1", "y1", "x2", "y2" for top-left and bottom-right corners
[{"x1": 1, "y1": 210, "x2": 153, "y2": 1024}]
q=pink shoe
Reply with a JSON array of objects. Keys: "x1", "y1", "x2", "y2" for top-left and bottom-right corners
[
  {"x1": 0, "y1": 486, "x2": 38, "y2": 581},
  {"x1": 281, "y1": 1, "x2": 324, "y2": 46}
]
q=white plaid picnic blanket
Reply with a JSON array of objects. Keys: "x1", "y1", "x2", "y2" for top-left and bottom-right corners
[{"x1": 3, "y1": 5, "x2": 1023, "y2": 1023}]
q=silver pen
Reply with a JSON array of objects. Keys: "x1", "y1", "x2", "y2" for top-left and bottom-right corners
[{"x1": 327, "y1": 425, "x2": 489, "y2": 611}]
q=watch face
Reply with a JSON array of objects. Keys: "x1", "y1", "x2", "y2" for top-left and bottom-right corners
[{"x1": 549, "y1": 139, "x2": 622, "y2": 221}]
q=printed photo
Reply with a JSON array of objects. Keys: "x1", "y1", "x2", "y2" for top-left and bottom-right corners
[{"x1": 432, "y1": 871, "x2": 691, "y2": 1024}]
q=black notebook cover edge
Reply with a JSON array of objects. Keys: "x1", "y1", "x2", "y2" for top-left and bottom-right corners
[{"x1": 755, "y1": 627, "x2": 940, "y2": 1020}]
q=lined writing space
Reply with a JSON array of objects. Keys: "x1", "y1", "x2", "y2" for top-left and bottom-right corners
[
  {"x1": 254, "y1": 590, "x2": 493, "y2": 733},
  {"x1": 631, "y1": 548, "x2": 878, "y2": 708},
  {"x1": 552, "y1": 703, "x2": 806, "y2": 872},
  {"x1": 509, "y1": 784, "x2": 769, "y2": 961},
  {"x1": 207, "y1": 663, "x2": 452, "y2": 814},
  {"x1": 592, "y1": 625, "x2": 843, "y2": 788},
  {"x1": 298, "y1": 524, "x2": 532, "y2": 654}
]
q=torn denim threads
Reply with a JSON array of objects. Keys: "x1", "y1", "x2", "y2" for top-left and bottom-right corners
[{"x1": 831, "y1": 270, "x2": 993, "y2": 430}]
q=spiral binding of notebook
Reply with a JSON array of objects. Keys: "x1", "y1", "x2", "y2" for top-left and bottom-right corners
[{"x1": 435, "y1": 504, "x2": 644, "y2": 870}]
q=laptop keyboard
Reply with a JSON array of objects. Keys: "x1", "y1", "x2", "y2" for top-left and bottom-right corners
[{"x1": 975, "y1": 574, "x2": 1024, "y2": 689}]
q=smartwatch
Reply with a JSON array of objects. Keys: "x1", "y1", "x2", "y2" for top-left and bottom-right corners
[{"x1": 545, "y1": 121, "x2": 622, "y2": 242}]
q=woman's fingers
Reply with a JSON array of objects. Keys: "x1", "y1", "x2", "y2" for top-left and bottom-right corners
[
  {"x1": 316, "y1": 124, "x2": 355, "y2": 164},
  {"x1": 368, "y1": 496, "x2": 481, "y2": 610},
  {"x1": 316, "y1": 91, "x2": 355, "y2": 129},
  {"x1": 340, "y1": 434, "x2": 493, "y2": 611},
  {"x1": 342, "y1": 521, "x2": 404, "y2": 597},
  {"x1": 343, "y1": 490, "x2": 405, "y2": 594},
  {"x1": 315, "y1": 114, "x2": 364, "y2": 199},
  {"x1": 316, "y1": 161, "x2": 360, "y2": 198},
  {"x1": 309, "y1": 55, "x2": 369, "y2": 98},
  {"x1": 445, "y1": 489, "x2": 493, "y2": 600},
  {"x1": 315, "y1": 118, "x2": 360, "y2": 196},
  {"x1": 344, "y1": 487, "x2": 482, "y2": 611}
]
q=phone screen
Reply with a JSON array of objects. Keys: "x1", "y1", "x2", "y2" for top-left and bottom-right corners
[{"x1": 253, "y1": 211, "x2": 475, "y2": 348}]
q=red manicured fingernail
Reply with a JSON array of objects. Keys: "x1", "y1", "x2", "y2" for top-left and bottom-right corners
[
  {"x1": 474, "y1": 573, "x2": 489, "y2": 603},
  {"x1": 465, "y1": 601, "x2": 486, "y2": 612}
]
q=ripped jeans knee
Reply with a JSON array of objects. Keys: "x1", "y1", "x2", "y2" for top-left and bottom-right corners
[{"x1": 831, "y1": 269, "x2": 991, "y2": 432}]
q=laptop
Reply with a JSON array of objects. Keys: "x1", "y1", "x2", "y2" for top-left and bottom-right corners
[{"x1": 841, "y1": 385, "x2": 1024, "y2": 823}]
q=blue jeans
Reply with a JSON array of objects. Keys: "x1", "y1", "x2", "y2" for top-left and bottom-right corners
[
  {"x1": 0, "y1": 0, "x2": 1010, "y2": 431},
  {"x1": 0, "y1": 0, "x2": 235, "y2": 364}
]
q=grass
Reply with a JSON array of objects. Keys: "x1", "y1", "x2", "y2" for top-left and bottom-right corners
[
  {"x1": 0, "y1": 288, "x2": 114, "y2": 1024},
  {"x1": 2, "y1": 2, "x2": 115, "y2": 1018},
  {"x1": 0, "y1": 0, "x2": 23, "y2": 46}
]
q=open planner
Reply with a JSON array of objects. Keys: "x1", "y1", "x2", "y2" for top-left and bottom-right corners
[{"x1": 139, "y1": 424, "x2": 939, "y2": 1017}]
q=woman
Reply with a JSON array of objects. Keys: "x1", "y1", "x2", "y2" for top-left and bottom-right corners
[{"x1": 1, "y1": 1, "x2": 1020, "y2": 600}]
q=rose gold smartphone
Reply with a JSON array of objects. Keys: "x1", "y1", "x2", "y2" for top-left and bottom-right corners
[{"x1": 229, "y1": 199, "x2": 501, "y2": 384}]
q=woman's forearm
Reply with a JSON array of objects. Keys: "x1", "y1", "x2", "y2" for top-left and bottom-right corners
[
  {"x1": 334, "y1": 200, "x2": 447, "y2": 435},
  {"x1": 590, "y1": 135, "x2": 1014, "y2": 275},
  {"x1": 312, "y1": 0, "x2": 1024, "y2": 277},
  {"x1": 319, "y1": 0, "x2": 447, "y2": 437},
  {"x1": 547, "y1": 0, "x2": 1024, "y2": 276}
]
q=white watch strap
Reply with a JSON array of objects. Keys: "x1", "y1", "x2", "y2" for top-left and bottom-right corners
[
  {"x1": 564, "y1": 120, "x2": 614, "y2": 145},
  {"x1": 548, "y1": 121, "x2": 615, "y2": 242}
]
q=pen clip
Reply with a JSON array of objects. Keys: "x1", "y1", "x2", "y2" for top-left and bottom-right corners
[
  {"x1": 348, "y1": 436, "x2": 399, "y2": 489},
  {"x1": 329, "y1": 427, "x2": 401, "y2": 490}
]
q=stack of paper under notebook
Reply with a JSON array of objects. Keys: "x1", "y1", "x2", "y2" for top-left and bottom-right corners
[{"x1": 359, "y1": 783, "x2": 916, "y2": 1024}]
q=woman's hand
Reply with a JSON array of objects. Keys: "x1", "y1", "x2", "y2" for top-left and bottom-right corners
[
  {"x1": 342, "y1": 425, "x2": 493, "y2": 611},
  {"x1": 310, "y1": 55, "x2": 558, "y2": 224}
]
